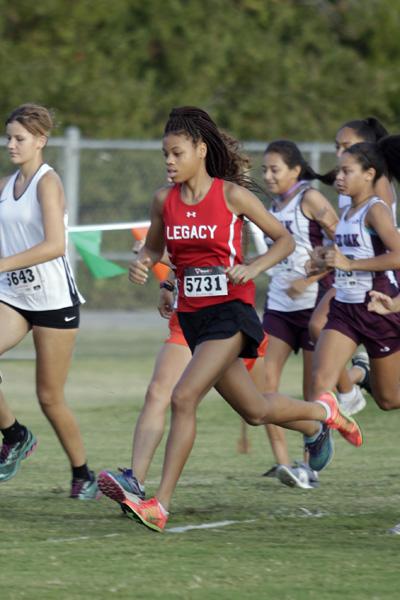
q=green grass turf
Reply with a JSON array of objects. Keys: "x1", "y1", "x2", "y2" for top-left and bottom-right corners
[{"x1": 0, "y1": 316, "x2": 399, "y2": 599}]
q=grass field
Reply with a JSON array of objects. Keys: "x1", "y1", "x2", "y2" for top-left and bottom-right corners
[{"x1": 0, "y1": 311, "x2": 399, "y2": 600}]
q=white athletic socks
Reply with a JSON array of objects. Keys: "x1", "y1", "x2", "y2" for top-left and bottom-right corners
[{"x1": 337, "y1": 386, "x2": 357, "y2": 404}]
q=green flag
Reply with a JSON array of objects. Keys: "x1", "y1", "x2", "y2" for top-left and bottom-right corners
[{"x1": 70, "y1": 231, "x2": 127, "y2": 279}]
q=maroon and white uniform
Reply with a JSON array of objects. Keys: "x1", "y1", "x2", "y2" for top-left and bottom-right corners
[
  {"x1": 334, "y1": 197, "x2": 397, "y2": 303},
  {"x1": 326, "y1": 196, "x2": 400, "y2": 357}
]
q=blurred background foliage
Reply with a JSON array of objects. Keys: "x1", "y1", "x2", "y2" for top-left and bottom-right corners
[
  {"x1": 1, "y1": 0, "x2": 399, "y2": 309},
  {"x1": 1, "y1": 0, "x2": 399, "y2": 140}
]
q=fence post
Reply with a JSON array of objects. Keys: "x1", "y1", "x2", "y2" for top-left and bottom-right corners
[
  {"x1": 63, "y1": 126, "x2": 81, "y2": 275},
  {"x1": 310, "y1": 143, "x2": 321, "y2": 190}
]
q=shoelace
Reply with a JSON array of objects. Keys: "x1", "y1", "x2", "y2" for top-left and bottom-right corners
[{"x1": 0, "y1": 443, "x2": 12, "y2": 463}]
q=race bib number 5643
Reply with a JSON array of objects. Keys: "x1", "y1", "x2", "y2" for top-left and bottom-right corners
[
  {"x1": 183, "y1": 266, "x2": 228, "y2": 297},
  {"x1": 6, "y1": 268, "x2": 42, "y2": 295}
]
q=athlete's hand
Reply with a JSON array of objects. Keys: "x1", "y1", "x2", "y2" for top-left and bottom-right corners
[
  {"x1": 324, "y1": 244, "x2": 351, "y2": 271},
  {"x1": 305, "y1": 246, "x2": 329, "y2": 275},
  {"x1": 132, "y1": 239, "x2": 145, "y2": 255},
  {"x1": 367, "y1": 291, "x2": 397, "y2": 315},
  {"x1": 226, "y1": 263, "x2": 256, "y2": 284},
  {"x1": 129, "y1": 257, "x2": 152, "y2": 285},
  {"x1": 286, "y1": 278, "x2": 310, "y2": 299},
  {"x1": 158, "y1": 289, "x2": 174, "y2": 319}
]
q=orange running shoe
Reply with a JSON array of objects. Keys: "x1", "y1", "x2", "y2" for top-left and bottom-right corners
[
  {"x1": 317, "y1": 391, "x2": 363, "y2": 447},
  {"x1": 121, "y1": 496, "x2": 168, "y2": 532}
]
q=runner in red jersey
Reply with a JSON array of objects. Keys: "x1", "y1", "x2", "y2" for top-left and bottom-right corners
[
  {"x1": 124, "y1": 106, "x2": 362, "y2": 532},
  {"x1": 164, "y1": 177, "x2": 255, "y2": 312}
]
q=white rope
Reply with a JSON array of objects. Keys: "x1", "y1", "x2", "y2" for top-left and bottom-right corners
[{"x1": 68, "y1": 221, "x2": 150, "y2": 233}]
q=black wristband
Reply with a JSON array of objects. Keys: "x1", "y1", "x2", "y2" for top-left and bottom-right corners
[{"x1": 160, "y1": 280, "x2": 175, "y2": 292}]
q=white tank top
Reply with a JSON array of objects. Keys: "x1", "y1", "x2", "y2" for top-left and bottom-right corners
[
  {"x1": 339, "y1": 191, "x2": 398, "y2": 224},
  {"x1": 0, "y1": 163, "x2": 84, "y2": 311},
  {"x1": 251, "y1": 188, "x2": 325, "y2": 311},
  {"x1": 334, "y1": 196, "x2": 395, "y2": 303}
]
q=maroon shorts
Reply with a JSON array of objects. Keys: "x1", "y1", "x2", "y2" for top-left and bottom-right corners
[
  {"x1": 262, "y1": 308, "x2": 314, "y2": 353},
  {"x1": 324, "y1": 298, "x2": 400, "y2": 358}
]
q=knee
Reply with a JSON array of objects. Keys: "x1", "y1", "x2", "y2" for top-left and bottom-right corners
[
  {"x1": 36, "y1": 384, "x2": 60, "y2": 411},
  {"x1": 170, "y1": 386, "x2": 197, "y2": 415},
  {"x1": 241, "y1": 409, "x2": 266, "y2": 427},
  {"x1": 243, "y1": 415, "x2": 263, "y2": 426},
  {"x1": 310, "y1": 369, "x2": 335, "y2": 400},
  {"x1": 145, "y1": 381, "x2": 171, "y2": 410},
  {"x1": 374, "y1": 392, "x2": 400, "y2": 411},
  {"x1": 264, "y1": 371, "x2": 280, "y2": 393},
  {"x1": 309, "y1": 317, "x2": 322, "y2": 344}
]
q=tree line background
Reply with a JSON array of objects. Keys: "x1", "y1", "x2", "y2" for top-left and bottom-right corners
[
  {"x1": 1, "y1": 0, "x2": 399, "y2": 309},
  {"x1": 1, "y1": 0, "x2": 399, "y2": 141}
]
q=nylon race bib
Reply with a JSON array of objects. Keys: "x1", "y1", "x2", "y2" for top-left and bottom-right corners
[{"x1": 335, "y1": 255, "x2": 357, "y2": 289}]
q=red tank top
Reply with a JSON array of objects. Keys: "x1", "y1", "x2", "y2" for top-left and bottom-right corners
[{"x1": 163, "y1": 178, "x2": 255, "y2": 311}]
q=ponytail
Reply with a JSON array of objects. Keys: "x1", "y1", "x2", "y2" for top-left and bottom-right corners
[
  {"x1": 339, "y1": 117, "x2": 389, "y2": 143},
  {"x1": 345, "y1": 136, "x2": 400, "y2": 183},
  {"x1": 377, "y1": 135, "x2": 400, "y2": 182},
  {"x1": 265, "y1": 140, "x2": 334, "y2": 185}
]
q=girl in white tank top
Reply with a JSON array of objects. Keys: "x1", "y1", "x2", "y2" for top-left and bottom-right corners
[
  {"x1": 309, "y1": 117, "x2": 397, "y2": 419},
  {"x1": 253, "y1": 140, "x2": 338, "y2": 487},
  {"x1": 0, "y1": 163, "x2": 83, "y2": 310},
  {"x1": 0, "y1": 104, "x2": 97, "y2": 499},
  {"x1": 311, "y1": 139, "x2": 400, "y2": 427}
]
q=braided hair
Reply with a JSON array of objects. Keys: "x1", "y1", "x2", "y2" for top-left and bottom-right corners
[{"x1": 164, "y1": 106, "x2": 257, "y2": 190}]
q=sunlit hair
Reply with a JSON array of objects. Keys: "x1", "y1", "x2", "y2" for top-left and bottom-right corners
[
  {"x1": 265, "y1": 140, "x2": 333, "y2": 185},
  {"x1": 339, "y1": 117, "x2": 388, "y2": 143},
  {"x1": 345, "y1": 136, "x2": 400, "y2": 183},
  {"x1": 5, "y1": 104, "x2": 54, "y2": 137},
  {"x1": 164, "y1": 106, "x2": 258, "y2": 190}
]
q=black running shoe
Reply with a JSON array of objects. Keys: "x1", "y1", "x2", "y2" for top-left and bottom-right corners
[{"x1": 262, "y1": 464, "x2": 280, "y2": 478}]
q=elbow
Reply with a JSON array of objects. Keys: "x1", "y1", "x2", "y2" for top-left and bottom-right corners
[
  {"x1": 285, "y1": 233, "x2": 296, "y2": 256},
  {"x1": 394, "y1": 252, "x2": 400, "y2": 270},
  {"x1": 47, "y1": 241, "x2": 66, "y2": 261}
]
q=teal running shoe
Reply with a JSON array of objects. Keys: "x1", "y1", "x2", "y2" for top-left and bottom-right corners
[
  {"x1": 98, "y1": 468, "x2": 144, "y2": 505},
  {"x1": 0, "y1": 429, "x2": 37, "y2": 482},
  {"x1": 304, "y1": 423, "x2": 334, "y2": 472},
  {"x1": 70, "y1": 470, "x2": 100, "y2": 500}
]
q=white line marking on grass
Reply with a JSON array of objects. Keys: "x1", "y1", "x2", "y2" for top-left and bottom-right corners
[
  {"x1": 166, "y1": 519, "x2": 256, "y2": 533},
  {"x1": 47, "y1": 533, "x2": 120, "y2": 543}
]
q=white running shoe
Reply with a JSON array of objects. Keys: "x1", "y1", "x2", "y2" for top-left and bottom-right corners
[
  {"x1": 388, "y1": 523, "x2": 400, "y2": 535},
  {"x1": 338, "y1": 385, "x2": 367, "y2": 416},
  {"x1": 276, "y1": 464, "x2": 314, "y2": 490}
]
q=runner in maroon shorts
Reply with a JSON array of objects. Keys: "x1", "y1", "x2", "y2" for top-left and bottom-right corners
[
  {"x1": 309, "y1": 138, "x2": 400, "y2": 417},
  {"x1": 308, "y1": 117, "x2": 397, "y2": 411},
  {"x1": 249, "y1": 140, "x2": 339, "y2": 489}
]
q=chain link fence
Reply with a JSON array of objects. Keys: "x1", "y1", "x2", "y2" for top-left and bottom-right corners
[{"x1": 0, "y1": 130, "x2": 345, "y2": 310}]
